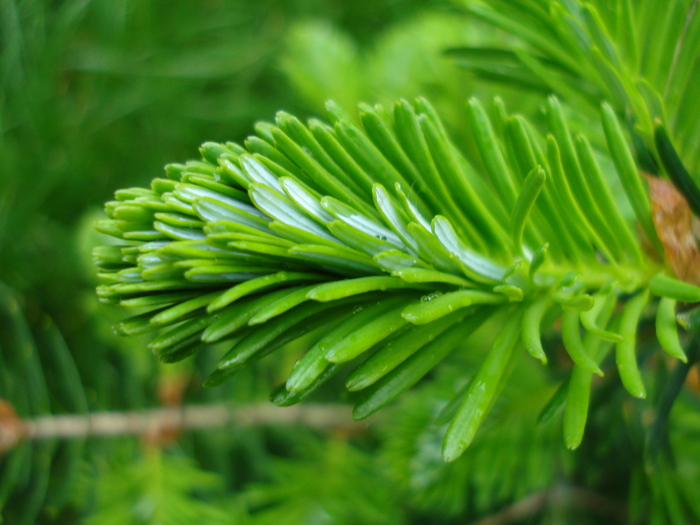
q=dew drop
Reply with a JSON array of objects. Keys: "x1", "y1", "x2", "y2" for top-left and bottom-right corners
[{"x1": 421, "y1": 291, "x2": 443, "y2": 303}]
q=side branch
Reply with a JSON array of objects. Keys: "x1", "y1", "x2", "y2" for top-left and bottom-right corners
[{"x1": 0, "y1": 402, "x2": 360, "y2": 452}]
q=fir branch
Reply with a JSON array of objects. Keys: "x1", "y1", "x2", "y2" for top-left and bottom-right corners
[{"x1": 94, "y1": 95, "x2": 700, "y2": 462}]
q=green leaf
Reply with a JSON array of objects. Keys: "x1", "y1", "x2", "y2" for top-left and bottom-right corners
[
  {"x1": 401, "y1": 290, "x2": 505, "y2": 325},
  {"x1": 520, "y1": 295, "x2": 554, "y2": 364},
  {"x1": 325, "y1": 302, "x2": 409, "y2": 363},
  {"x1": 307, "y1": 276, "x2": 422, "y2": 302},
  {"x1": 575, "y1": 134, "x2": 643, "y2": 263},
  {"x1": 563, "y1": 295, "x2": 618, "y2": 449},
  {"x1": 391, "y1": 267, "x2": 472, "y2": 287},
  {"x1": 510, "y1": 166, "x2": 546, "y2": 253},
  {"x1": 150, "y1": 290, "x2": 224, "y2": 325},
  {"x1": 431, "y1": 216, "x2": 506, "y2": 282},
  {"x1": 207, "y1": 272, "x2": 326, "y2": 312},
  {"x1": 202, "y1": 289, "x2": 298, "y2": 342},
  {"x1": 616, "y1": 289, "x2": 650, "y2": 398},
  {"x1": 212, "y1": 300, "x2": 349, "y2": 378},
  {"x1": 579, "y1": 291, "x2": 623, "y2": 342},
  {"x1": 649, "y1": 274, "x2": 700, "y2": 303},
  {"x1": 467, "y1": 98, "x2": 519, "y2": 209},
  {"x1": 601, "y1": 103, "x2": 662, "y2": 254},
  {"x1": 285, "y1": 296, "x2": 405, "y2": 392},
  {"x1": 353, "y1": 309, "x2": 494, "y2": 421},
  {"x1": 655, "y1": 297, "x2": 687, "y2": 362},
  {"x1": 345, "y1": 311, "x2": 465, "y2": 391},
  {"x1": 561, "y1": 309, "x2": 604, "y2": 376},
  {"x1": 442, "y1": 309, "x2": 523, "y2": 461},
  {"x1": 249, "y1": 183, "x2": 336, "y2": 242}
]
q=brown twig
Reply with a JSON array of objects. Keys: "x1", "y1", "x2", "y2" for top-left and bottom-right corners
[{"x1": 0, "y1": 401, "x2": 365, "y2": 453}]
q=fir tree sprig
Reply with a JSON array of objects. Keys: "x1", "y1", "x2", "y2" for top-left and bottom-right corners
[{"x1": 95, "y1": 95, "x2": 700, "y2": 461}]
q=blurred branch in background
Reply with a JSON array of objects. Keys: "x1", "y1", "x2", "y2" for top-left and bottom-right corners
[{"x1": 0, "y1": 401, "x2": 359, "y2": 452}]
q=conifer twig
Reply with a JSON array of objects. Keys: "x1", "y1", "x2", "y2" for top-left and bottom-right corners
[{"x1": 0, "y1": 402, "x2": 361, "y2": 453}]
